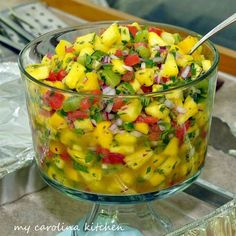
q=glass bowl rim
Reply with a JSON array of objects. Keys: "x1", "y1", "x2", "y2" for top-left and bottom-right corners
[{"x1": 18, "y1": 20, "x2": 219, "y2": 98}]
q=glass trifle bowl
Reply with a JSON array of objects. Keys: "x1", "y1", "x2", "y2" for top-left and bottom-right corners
[{"x1": 18, "y1": 21, "x2": 219, "y2": 235}]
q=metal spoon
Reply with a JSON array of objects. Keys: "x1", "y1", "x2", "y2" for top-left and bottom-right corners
[{"x1": 189, "y1": 13, "x2": 236, "y2": 54}]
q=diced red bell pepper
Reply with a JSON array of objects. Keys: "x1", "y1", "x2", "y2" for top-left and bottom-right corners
[
  {"x1": 124, "y1": 54, "x2": 140, "y2": 66},
  {"x1": 57, "y1": 69, "x2": 67, "y2": 81},
  {"x1": 65, "y1": 46, "x2": 75, "y2": 53},
  {"x1": 121, "y1": 71, "x2": 134, "y2": 82},
  {"x1": 61, "y1": 151, "x2": 71, "y2": 162},
  {"x1": 102, "y1": 152, "x2": 125, "y2": 164},
  {"x1": 127, "y1": 25, "x2": 138, "y2": 37},
  {"x1": 43, "y1": 91, "x2": 64, "y2": 110},
  {"x1": 96, "y1": 146, "x2": 110, "y2": 156},
  {"x1": 141, "y1": 85, "x2": 152, "y2": 93},
  {"x1": 175, "y1": 120, "x2": 191, "y2": 144},
  {"x1": 80, "y1": 97, "x2": 92, "y2": 111},
  {"x1": 67, "y1": 110, "x2": 88, "y2": 121},
  {"x1": 148, "y1": 124, "x2": 161, "y2": 141},
  {"x1": 115, "y1": 49, "x2": 124, "y2": 57},
  {"x1": 112, "y1": 98, "x2": 125, "y2": 111},
  {"x1": 148, "y1": 27, "x2": 163, "y2": 36},
  {"x1": 162, "y1": 77, "x2": 170, "y2": 83},
  {"x1": 48, "y1": 71, "x2": 58, "y2": 81},
  {"x1": 136, "y1": 115, "x2": 158, "y2": 124}
]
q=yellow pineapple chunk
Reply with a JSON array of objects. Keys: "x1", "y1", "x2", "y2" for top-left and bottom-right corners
[
  {"x1": 110, "y1": 144, "x2": 134, "y2": 155},
  {"x1": 112, "y1": 59, "x2": 127, "y2": 74},
  {"x1": 177, "y1": 96, "x2": 198, "y2": 124},
  {"x1": 161, "y1": 53, "x2": 179, "y2": 77},
  {"x1": 148, "y1": 32, "x2": 167, "y2": 47},
  {"x1": 134, "y1": 122, "x2": 149, "y2": 134},
  {"x1": 161, "y1": 32, "x2": 175, "y2": 45},
  {"x1": 63, "y1": 62, "x2": 86, "y2": 89},
  {"x1": 115, "y1": 132, "x2": 137, "y2": 145},
  {"x1": 163, "y1": 137, "x2": 179, "y2": 156},
  {"x1": 202, "y1": 60, "x2": 211, "y2": 72},
  {"x1": 135, "y1": 68, "x2": 155, "y2": 86},
  {"x1": 178, "y1": 36, "x2": 202, "y2": 55},
  {"x1": 79, "y1": 47, "x2": 94, "y2": 57},
  {"x1": 55, "y1": 39, "x2": 72, "y2": 58},
  {"x1": 101, "y1": 23, "x2": 120, "y2": 47},
  {"x1": 76, "y1": 71, "x2": 100, "y2": 92},
  {"x1": 160, "y1": 155, "x2": 179, "y2": 176},
  {"x1": 94, "y1": 35, "x2": 109, "y2": 53},
  {"x1": 145, "y1": 101, "x2": 169, "y2": 119},
  {"x1": 118, "y1": 26, "x2": 131, "y2": 43},
  {"x1": 93, "y1": 121, "x2": 113, "y2": 149},
  {"x1": 49, "y1": 112, "x2": 67, "y2": 129},
  {"x1": 74, "y1": 33, "x2": 95, "y2": 52},
  {"x1": 26, "y1": 64, "x2": 50, "y2": 80},
  {"x1": 130, "y1": 79, "x2": 141, "y2": 92},
  {"x1": 118, "y1": 99, "x2": 142, "y2": 122},
  {"x1": 65, "y1": 166, "x2": 80, "y2": 182},
  {"x1": 124, "y1": 148, "x2": 153, "y2": 169},
  {"x1": 74, "y1": 119, "x2": 94, "y2": 132}
]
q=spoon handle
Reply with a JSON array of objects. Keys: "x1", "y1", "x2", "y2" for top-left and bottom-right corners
[{"x1": 189, "y1": 13, "x2": 236, "y2": 54}]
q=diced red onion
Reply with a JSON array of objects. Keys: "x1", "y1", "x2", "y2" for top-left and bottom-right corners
[
  {"x1": 176, "y1": 106, "x2": 186, "y2": 114},
  {"x1": 153, "y1": 46, "x2": 160, "y2": 51},
  {"x1": 102, "y1": 56, "x2": 111, "y2": 64},
  {"x1": 102, "y1": 86, "x2": 116, "y2": 95},
  {"x1": 108, "y1": 114, "x2": 115, "y2": 120},
  {"x1": 110, "y1": 54, "x2": 119, "y2": 59},
  {"x1": 123, "y1": 65, "x2": 133, "y2": 71},
  {"x1": 115, "y1": 118, "x2": 123, "y2": 126},
  {"x1": 109, "y1": 123, "x2": 118, "y2": 133},
  {"x1": 154, "y1": 75, "x2": 161, "y2": 84},
  {"x1": 181, "y1": 65, "x2": 191, "y2": 79},
  {"x1": 159, "y1": 46, "x2": 167, "y2": 52},
  {"x1": 91, "y1": 119, "x2": 97, "y2": 126},
  {"x1": 105, "y1": 103, "x2": 113, "y2": 113},
  {"x1": 131, "y1": 131, "x2": 142, "y2": 137},
  {"x1": 141, "y1": 62, "x2": 146, "y2": 70},
  {"x1": 164, "y1": 99, "x2": 174, "y2": 108}
]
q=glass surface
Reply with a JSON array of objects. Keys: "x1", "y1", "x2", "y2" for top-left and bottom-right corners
[{"x1": 18, "y1": 21, "x2": 219, "y2": 234}]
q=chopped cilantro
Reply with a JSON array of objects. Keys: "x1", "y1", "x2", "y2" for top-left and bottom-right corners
[
  {"x1": 73, "y1": 161, "x2": 89, "y2": 173},
  {"x1": 146, "y1": 166, "x2": 151, "y2": 174}
]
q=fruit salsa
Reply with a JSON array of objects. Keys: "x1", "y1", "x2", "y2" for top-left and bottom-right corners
[{"x1": 25, "y1": 22, "x2": 213, "y2": 195}]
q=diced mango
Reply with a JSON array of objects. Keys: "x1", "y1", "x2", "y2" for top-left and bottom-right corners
[
  {"x1": 49, "y1": 112, "x2": 67, "y2": 129},
  {"x1": 76, "y1": 71, "x2": 100, "y2": 92},
  {"x1": 163, "y1": 137, "x2": 179, "y2": 156},
  {"x1": 134, "y1": 122, "x2": 149, "y2": 134},
  {"x1": 55, "y1": 39, "x2": 72, "y2": 58},
  {"x1": 145, "y1": 101, "x2": 169, "y2": 119},
  {"x1": 118, "y1": 99, "x2": 142, "y2": 122},
  {"x1": 63, "y1": 62, "x2": 86, "y2": 89},
  {"x1": 135, "y1": 68, "x2": 155, "y2": 86},
  {"x1": 60, "y1": 129, "x2": 82, "y2": 147},
  {"x1": 176, "y1": 54, "x2": 193, "y2": 67},
  {"x1": 93, "y1": 121, "x2": 113, "y2": 149},
  {"x1": 74, "y1": 119, "x2": 94, "y2": 131},
  {"x1": 177, "y1": 96, "x2": 198, "y2": 124},
  {"x1": 101, "y1": 23, "x2": 120, "y2": 47},
  {"x1": 178, "y1": 36, "x2": 199, "y2": 54},
  {"x1": 26, "y1": 64, "x2": 50, "y2": 80},
  {"x1": 161, "y1": 53, "x2": 179, "y2": 77},
  {"x1": 124, "y1": 148, "x2": 153, "y2": 169}
]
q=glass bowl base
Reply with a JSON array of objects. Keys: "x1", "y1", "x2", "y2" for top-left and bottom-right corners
[{"x1": 40, "y1": 169, "x2": 201, "y2": 204}]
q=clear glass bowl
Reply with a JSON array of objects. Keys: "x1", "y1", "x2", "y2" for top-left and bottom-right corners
[{"x1": 18, "y1": 21, "x2": 219, "y2": 235}]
